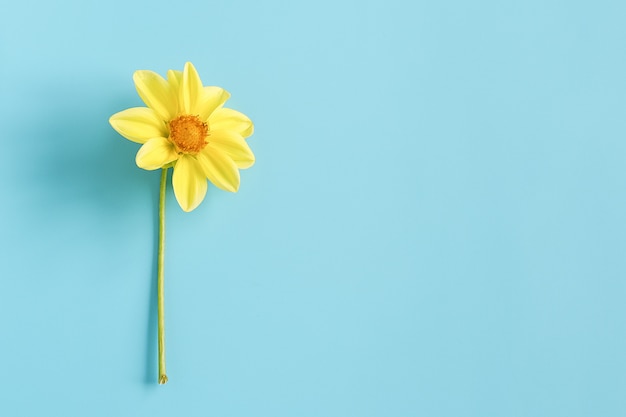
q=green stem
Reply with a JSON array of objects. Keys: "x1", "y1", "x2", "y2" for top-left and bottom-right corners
[{"x1": 158, "y1": 167, "x2": 169, "y2": 385}]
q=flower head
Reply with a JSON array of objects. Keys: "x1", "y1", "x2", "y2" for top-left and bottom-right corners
[{"x1": 110, "y1": 62, "x2": 255, "y2": 211}]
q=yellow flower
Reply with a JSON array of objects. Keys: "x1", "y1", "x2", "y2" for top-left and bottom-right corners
[{"x1": 109, "y1": 62, "x2": 255, "y2": 212}]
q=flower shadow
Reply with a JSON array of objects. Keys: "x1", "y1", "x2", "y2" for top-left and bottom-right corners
[
  {"x1": 24, "y1": 77, "x2": 161, "y2": 385},
  {"x1": 29, "y1": 85, "x2": 156, "y2": 218}
]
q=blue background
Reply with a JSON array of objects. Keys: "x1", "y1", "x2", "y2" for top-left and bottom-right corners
[{"x1": 1, "y1": 0, "x2": 626, "y2": 415}]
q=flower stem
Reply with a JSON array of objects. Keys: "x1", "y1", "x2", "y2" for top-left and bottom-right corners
[{"x1": 158, "y1": 167, "x2": 169, "y2": 385}]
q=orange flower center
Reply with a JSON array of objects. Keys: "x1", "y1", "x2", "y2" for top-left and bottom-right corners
[{"x1": 168, "y1": 115, "x2": 209, "y2": 154}]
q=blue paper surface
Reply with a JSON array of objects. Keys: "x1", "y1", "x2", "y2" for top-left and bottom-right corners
[{"x1": 1, "y1": 0, "x2": 626, "y2": 415}]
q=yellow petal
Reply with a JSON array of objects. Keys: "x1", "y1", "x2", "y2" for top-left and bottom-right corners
[
  {"x1": 180, "y1": 62, "x2": 203, "y2": 115},
  {"x1": 109, "y1": 107, "x2": 167, "y2": 144},
  {"x1": 196, "y1": 147, "x2": 240, "y2": 192},
  {"x1": 167, "y1": 69, "x2": 182, "y2": 87},
  {"x1": 208, "y1": 130, "x2": 255, "y2": 169},
  {"x1": 167, "y1": 70, "x2": 182, "y2": 114},
  {"x1": 209, "y1": 107, "x2": 254, "y2": 138},
  {"x1": 172, "y1": 154, "x2": 208, "y2": 212},
  {"x1": 135, "y1": 137, "x2": 179, "y2": 170},
  {"x1": 133, "y1": 70, "x2": 176, "y2": 121},
  {"x1": 197, "y1": 87, "x2": 231, "y2": 121}
]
